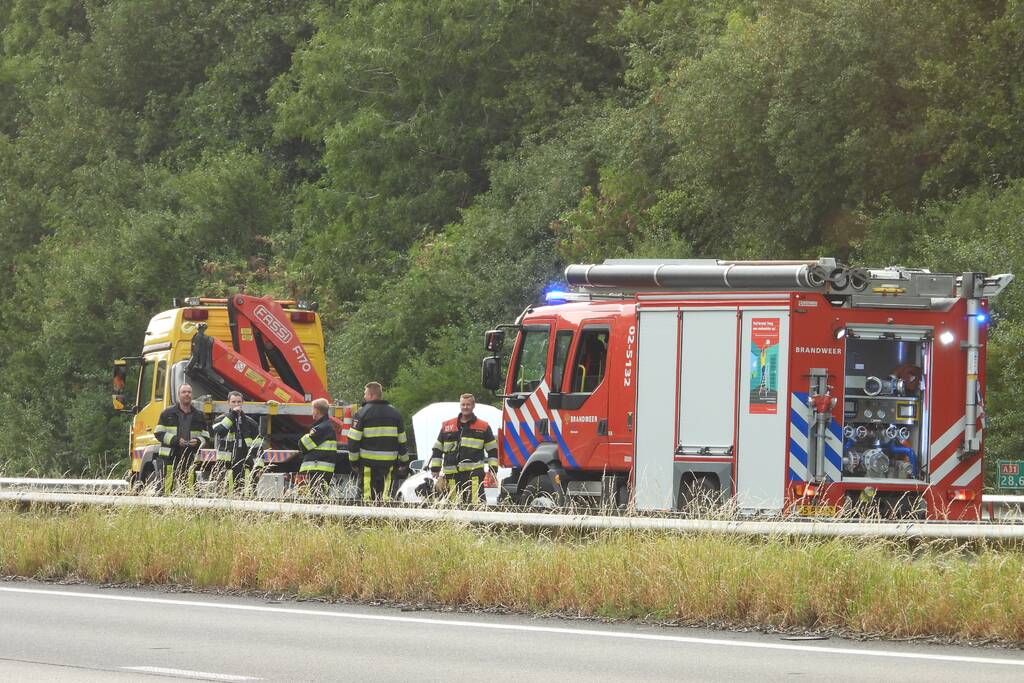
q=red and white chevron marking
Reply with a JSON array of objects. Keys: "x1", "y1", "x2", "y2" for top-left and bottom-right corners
[
  {"x1": 504, "y1": 380, "x2": 564, "y2": 445},
  {"x1": 929, "y1": 415, "x2": 984, "y2": 489}
]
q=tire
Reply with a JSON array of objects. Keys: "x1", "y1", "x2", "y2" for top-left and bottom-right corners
[
  {"x1": 520, "y1": 473, "x2": 560, "y2": 510},
  {"x1": 676, "y1": 474, "x2": 720, "y2": 513},
  {"x1": 413, "y1": 478, "x2": 434, "y2": 500},
  {"x1": 138, "y1": 463, "x2": 158, "y2": 495}
]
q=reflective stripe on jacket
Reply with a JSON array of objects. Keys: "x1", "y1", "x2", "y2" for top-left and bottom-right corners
[
  {"x1": 347, "y1": 400, "x2": 408, "y2": 465},
  {"x1": 429, "y1": 414, "x2": 498, "y2": 475},
  {"x1": 299, "y1": 415, "x2": 337, "y2": 474},
  {"x1": 154, "y1": 405, "x2": 211, "y2": 459},
  {"x1": 211, "y1": 411, "x2": 262, "y2": 463}
]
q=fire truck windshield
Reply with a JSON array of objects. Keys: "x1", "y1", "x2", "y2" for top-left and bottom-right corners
[{"x1": 512, "y1": 326, "x2": 550, "y2": 393}]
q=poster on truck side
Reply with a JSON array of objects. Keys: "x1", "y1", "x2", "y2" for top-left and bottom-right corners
[{"x1": 749, "y1": 317, "x2": 780, "y2": 414}]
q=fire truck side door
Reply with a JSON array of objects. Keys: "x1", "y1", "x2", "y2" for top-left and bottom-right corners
[
  {"x1": 735, "y1": 310, "x2": 790, "y2": 512},
  {"x1": 555, "y1": 324, "x2": 611, "y2": 468},
  {"x1": 634, "y1": 309, "x2": 679, "y2": 510},
  {"x1": 677, "y1": 310, "x2": 738, "y2": 456}
]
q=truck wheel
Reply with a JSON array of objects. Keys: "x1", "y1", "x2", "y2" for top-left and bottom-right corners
[
  {"x1": 521, "y1": 473, "x2": 559, "y2": 510},
  {"x1": 677, "y1": 474, "x2": 720, "y2": 513},
  {"x1": 139, "y1": 463, "x2": 156, "y2": 494}
]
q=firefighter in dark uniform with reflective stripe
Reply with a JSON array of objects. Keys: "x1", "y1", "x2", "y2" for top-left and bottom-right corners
[
  {"x1": 211, "y1": 391, "x2": 262, "y2": 495},
  {"x1": 430, "y1": 393, "x2": 498, "y2": 504},
  {"x1": 299, "y1": 398, "x2": 337, "y2": 497},
  {"x1": 153, "y1": 383, "x2": 211, "y2": 495},
  {"x1": 347, "y1": 382, "x2": 408, "y2": 502}
]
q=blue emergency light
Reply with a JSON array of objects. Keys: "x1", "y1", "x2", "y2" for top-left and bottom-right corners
[{"x1": 544, "y1": 289, "x2": 572, "y2": 304}]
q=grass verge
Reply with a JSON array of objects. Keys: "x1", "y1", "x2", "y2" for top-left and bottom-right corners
[{"x1": 1, "y1": 503, "x2": 1022, "y2": 644}]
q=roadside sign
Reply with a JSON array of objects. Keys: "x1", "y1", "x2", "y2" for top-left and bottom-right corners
[{"x1": 997, "y1": 460, "x2": 1024, "y2": 489}]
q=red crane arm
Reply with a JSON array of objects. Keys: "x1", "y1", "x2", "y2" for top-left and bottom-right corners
[
  {"x1": 187, "y1": 298, "x2": 349, "y2": 445},
  {"x1": 227, "y1": 294, "x2": 330, "y2": 400},
  {"x1": 202, "y1": 338, "x2": 350, "y2": 443}
]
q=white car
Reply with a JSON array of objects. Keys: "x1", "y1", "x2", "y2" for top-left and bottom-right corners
[
  {"x1": 395, "y1": 460, "x2": 504, "y2": 505},
  {"x1": 396, "y1": 402, "x2": 508, "y2": 505}
]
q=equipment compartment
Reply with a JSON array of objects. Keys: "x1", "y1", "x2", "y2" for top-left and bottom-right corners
[{"x1": 842, "y1": 330, "x2": 929, "y2": 481}]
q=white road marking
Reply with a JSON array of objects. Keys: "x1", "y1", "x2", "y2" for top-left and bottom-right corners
[
  {"x1": 123, "y1": 666, "x2": 259, "y2": 681},
  {"x1": 2, "y1": 585, "x2": 1023, "y2": 668}
]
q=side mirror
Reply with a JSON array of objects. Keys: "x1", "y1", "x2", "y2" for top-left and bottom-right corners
[
  {"x1": 409, "y1": 459, "x2": 425, "y2": 473},
  {"x1": 112, "y1": 360, "x2": 136, "y2": 413},
  {"x1": 113, "y1": 361, "x2": 128, "y2": 392},
  {"x1": 484, "y1": 329, "x2": 506, "y2": 353},
  {"x1": 482, "y1": 356, "x2": 502, "y2": 391}
]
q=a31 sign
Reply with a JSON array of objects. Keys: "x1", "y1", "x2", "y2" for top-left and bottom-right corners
[{"x1": 997, "y1": 460, "x2": 1024, "y2": 489}]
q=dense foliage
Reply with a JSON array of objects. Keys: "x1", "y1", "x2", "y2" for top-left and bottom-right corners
[{"x1": 1, "y1": 0, "x2": 1022, "y2": 480}]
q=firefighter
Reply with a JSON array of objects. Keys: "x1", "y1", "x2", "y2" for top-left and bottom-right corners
[
  {"x1": 211, "y1": 391, "x2": 262, "y2": 495},
  {"x1": 347, "y1": 382, "x2": 408, "y2": 502},
  {"x1": 153, "y1": 383, "x2": 211, "y2": 495},
  {"x1": 298, "y1": 397, "x2": 337, "y2": 498},
  {"x1": 430, "y1": 393, "x2": 498, "y2": 504}
]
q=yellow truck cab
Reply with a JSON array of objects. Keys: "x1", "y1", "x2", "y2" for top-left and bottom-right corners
[{"x1": 112, "y1": 296, "x2": 338, "y2": 486}]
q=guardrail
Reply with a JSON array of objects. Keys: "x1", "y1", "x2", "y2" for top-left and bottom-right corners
[
  {"x1": 2, "y1": 491, "x2": 1024, "y2": 541},
  {"x1": 0, "y1": 477, "x2": 1021, "y2": 525},
  {"x1": 982, "y1": 494, "x2": 1024, "y2": 521},
  {"x1": 0, "y1": 478, "x2": 129, "y2": 493}
]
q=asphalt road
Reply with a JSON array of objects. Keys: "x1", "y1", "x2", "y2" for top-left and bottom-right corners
[{"x1": 1, "y1": 581, "x2": 1023, "y2": 682}]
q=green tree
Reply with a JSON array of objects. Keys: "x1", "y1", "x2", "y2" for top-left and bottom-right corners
[
  {"x1": 2, "y1": 0, "x2": 1024, "y2": 485},
  {"x1": 328, "y1": 125, "x2": 597, "y2": 402},
  {"x1": 273, "y1": 0, "x2": 624, "y2": 306}
]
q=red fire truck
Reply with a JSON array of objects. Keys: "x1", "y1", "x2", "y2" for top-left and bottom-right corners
[{"x1": 481, "y1": 259, "x2": 1012, "y2": 519}]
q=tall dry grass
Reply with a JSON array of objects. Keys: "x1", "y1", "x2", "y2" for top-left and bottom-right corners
[{"x1": 1, "y1": 503, "x2": 1022, "y2": 643}]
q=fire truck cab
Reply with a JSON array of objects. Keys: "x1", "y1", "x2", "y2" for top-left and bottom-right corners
[{"x1": 482, "y1": 258, "x2": 1012, "y2": 520}]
